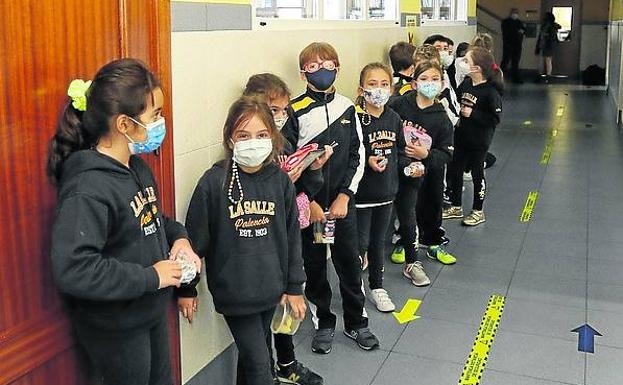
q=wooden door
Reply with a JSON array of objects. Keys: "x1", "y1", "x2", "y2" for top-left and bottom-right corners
[
  {"x1": 541, "y1": 0, "x2": 583, "y2": 78},
  {"x1": 0, "y1": 1, "x2": 179, "y2": 384}
]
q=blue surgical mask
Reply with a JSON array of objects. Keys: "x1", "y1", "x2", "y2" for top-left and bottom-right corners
[
  {"x1": 126, "y1": 117, "x2": 166, "y2": 154},
  {"x1": 416, "y1": 81, "x2": 442, "y2": 99},
  {"x1": 363, "y1": 87, "x2": 391, "y2": 107},
  {"x1": 305, "y1": 68, "x2": 337, "y2": 91},
  {"x1": 232, "y1": 138, "x2": 273, "y2": 168}
]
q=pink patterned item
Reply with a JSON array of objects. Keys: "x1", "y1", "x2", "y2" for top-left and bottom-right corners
[{"x1": 296, "y1": 192, "x2": 311, "y2": 229}]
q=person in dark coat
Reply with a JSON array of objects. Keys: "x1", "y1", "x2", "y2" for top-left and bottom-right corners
[{"x1": 501, "y1": 8, "x2": 526, "y2": 83}]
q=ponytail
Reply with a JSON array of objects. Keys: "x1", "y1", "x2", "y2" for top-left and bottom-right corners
[
  {"x1": 46, "y1": 103, "x2": 92, "y2": 184},
  {"x1": 468, "y1": 46, "x2": 505, "y2": 96},
  {"x1": 46, "y1": 58, "x2": 161, "y2": 185}
]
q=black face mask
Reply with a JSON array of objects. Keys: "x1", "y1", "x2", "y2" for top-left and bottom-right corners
[{"x1": 305, "y1": 68, "x2": 337, "y2": 91}]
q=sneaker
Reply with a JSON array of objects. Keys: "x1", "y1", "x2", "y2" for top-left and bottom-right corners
[
  {"x1": 274, "y1": 378, "x2": 282, "y2": 385},
  {"x1": 277, "y1": 361, "x2": 324, "y2": 385},
  {"x1": 463, "y1": 172, "x2": 472, "y2": 181},
  {"x1": 463, "y1": 210, "x2": 486, "y2": 226},
  {"x1": 343, "y1": 328, "x2": 380, "y2": 351},
  {"x1": 390, "y1": 246, "x2": 405, "y2": 264},
  {"x1": 427, "y1": 245, "x2": 457, "y2": 265},
  {"x1": 403, "y1": 262, "x2": 431, "y2": 286},
  {"x1": 311, "y1": 328, "x2": 335, "y2": 354},
  {"x1": 370, "y1": 289, "x2": 396, "y2": 312},
  {"x1": 361, "y1": 252, "x2": 369, "y2": 271},
  {"x1": 443, "y1": 206, "x2": 464, "y2": 219}
]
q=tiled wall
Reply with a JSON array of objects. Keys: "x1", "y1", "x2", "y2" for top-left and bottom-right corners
[{"x1": 170, "y1": 1, "x2": 476, "y2": 383}]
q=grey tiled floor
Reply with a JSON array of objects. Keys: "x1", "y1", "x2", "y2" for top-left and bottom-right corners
[{"x1": 289, "y1": 84, "x2": 623, "y2": 384}]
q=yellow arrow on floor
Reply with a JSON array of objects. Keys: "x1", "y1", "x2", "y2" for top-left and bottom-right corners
[{"x1": 392, "y1": 299, "x2": 422, "y2": 324}]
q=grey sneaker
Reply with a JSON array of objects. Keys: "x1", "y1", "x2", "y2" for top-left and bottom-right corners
[
  {"x1": 443, "y1": 206, "x2": 464, "y2": 219},
  {"x1": 370, "y1": 288, "x2": 396, "y2": 312},
  {"x1": 343, "y1": 327, "x2": 380, "y2": 351},
  {"x1": 403, "y1": 261, "x2": 431, "y2": 286},
  {"x1": 463, "y1": 210, "x2": 486, "y2": 226},
  {"x1": 311, "y1": 328, "x2": 335, "y2": 354}
]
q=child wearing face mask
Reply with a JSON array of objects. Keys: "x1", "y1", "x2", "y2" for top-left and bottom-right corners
[
  {"x1": 422, "y1": 36, "x2": 461, "y2": 127},
  {"x1": 184, "y1": 96, "x2": 307, "y2": 385},
  {"x1": 354, "y1": 63, "x2": 409, "y2": 312},
  {"x1": 48, "y1": 59, "x2": 202, "y2": 385},
  {"x1": 281, "y1": 42, "x2": 380, "y2": 355},
  {"x1": 242, "y1": 74, "x2": 325, "y2": 385},
  {"x1": 388, "y1": 60, "x2": 457, "y2": 269},
  {"x1": 389, "y1": 42, "x2": 417, "y2": 99},
  {"x1": 444, "y1": 47, "x2": 503, "y2": 227}
]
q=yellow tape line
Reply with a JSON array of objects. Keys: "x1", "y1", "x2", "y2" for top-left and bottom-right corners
[
  {"x1": 556, "y1": 106, "x2": 565, "y2": 117},
  {"x1": 459, "y1": 294, "x2": 506, "y2": 385},
  {"x1": 520, "y1": 191, "x2": 539, "y2": 222},
  {"x1": 541, "y1": 138, "x2": 553, "y2": 164}
]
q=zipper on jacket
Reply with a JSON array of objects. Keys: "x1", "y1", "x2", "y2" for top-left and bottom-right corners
[{"x1": 323, "y1": 93, "x2": 331, "y2": 211}]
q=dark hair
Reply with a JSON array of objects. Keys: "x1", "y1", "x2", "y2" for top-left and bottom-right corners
[
  {"x1": 444, "y1": 37, "x2": 455, "y2": 46},
  {"x1": 456, "y1": 42, "x2": 470, "y2": 58},
  {"x1": 243, "y1": 73, "x2": 291, "y2": 102},
  {"x1": 468, "y1": 47, "x2": 505, "y2": 95},
  {"x1": 356, "y1": 62, "x2": 393, "y2": 108},
  {"x1": 47, "y1": 59, "x2": 161, "y2": 184},
  {"x1": 423, "y1": 34, "x2": 447, "y2": 46},
  {"x1": 389, "y1": 42, "x2": 416, "y2": 72},
  {"x1": 543, "y1": 12, "x2": 555, "y2": 24},
  {"x1": 222, "y1": 96, "x2": 283, "y2": 166},
  {"x1": 412, "y1": 60, "x2": 443, "y2": 80}
]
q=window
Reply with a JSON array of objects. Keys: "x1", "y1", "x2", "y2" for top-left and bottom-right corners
[
  {"x1": 256, "y1": 0, "x2": 397, "y2": 20},
  {"x1": 420, "y1": 0, "x2": 467, "y2": 22},
  {"x1": 256, "y1": 0, "x2": 317, "y2": 19},
  {"x1": 552, "y1": 6, "x2": 573, "y2": 41}
]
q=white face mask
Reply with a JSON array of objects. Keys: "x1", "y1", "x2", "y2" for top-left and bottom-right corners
[
  {"x1": 456, "y1": 59, "x2": 472, "y2": 84},
  {"x1": 511, "y1": 13, "x2": 519, "y2": 20},
  {"x1": 440, "y1": 51, "x2": 454, "y2": 68},
  {"x1": 363, "y1": 87, "x2": 391, "y2": 107},
  {"x1": 274, "y1": 116, "x2": 288, "y2": 131},
  {"x1": 232, "y1": 138, "x2": 273, "y2": 168}
]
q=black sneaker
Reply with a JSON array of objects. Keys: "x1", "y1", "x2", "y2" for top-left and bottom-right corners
[
  {"x1": 277, "y1": 361, "x2": 323, "y2": 385},
  {"x1": 311, "y1": 328, "x2": 335, "y2": 354},
  {"x1": 343, "y1": 327, "x2": 380, "y2": 351}
]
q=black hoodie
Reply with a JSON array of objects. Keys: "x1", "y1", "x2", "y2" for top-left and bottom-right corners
[
  {"x1": 387, "y1": 93, "x2": 454, "y2": 171},
  {"x1": 456, "y1": 78, "x2": 503, "y2": 150},
  {"x1": 355, "y1": 105, "x2": 410, "y2": 205},
  {"x1": 183, "y1": 161, "x2": 305, "y2": 316},
  {"x1": 51, "y1": 150, "x2": 188, "y2": 331}
]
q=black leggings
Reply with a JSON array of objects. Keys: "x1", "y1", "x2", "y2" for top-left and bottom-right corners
[
  {"x1": 394, "y1": 181, "x2": 420, "y2": 264},
  {"x1": 273, "y1": 333, "x2": 295, "y2": 366},
  {"x1": 448, "y1": 147, "x2": 488, "y2": 211},
  {"x1": 357, "y1": 203, "x2": 393, "y2": 289},
  {"x1": 417, "y1": 168, "x2": 446, "y2": 245},
  {"x1": 224, "y1": 309, "x2": 275, "y2": 385},
  {"x1": 302, "y1": 200, "x2": 368, "y2": 330},
  {"x1": 75, "y1": 316, "x2": 172, "y2": 385}
]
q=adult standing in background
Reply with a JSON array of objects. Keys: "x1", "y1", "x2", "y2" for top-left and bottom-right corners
[
  {"x1": 536, "y1": 12, "x2": 561, "y2": 82},
  {"x1": 501, "y1": 8, "x2": 526, "y2": 84}
]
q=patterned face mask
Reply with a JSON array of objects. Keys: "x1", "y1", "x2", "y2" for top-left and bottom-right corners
[{"x1": 363, "y1": 87, "x2": 391, "y2": 107}]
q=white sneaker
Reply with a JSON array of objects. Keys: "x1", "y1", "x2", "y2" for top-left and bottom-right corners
[
  {"x1": 403, "y1": 262, "x2": 431, "y2": 287},
  {"x1": 463, "y1": 210, "x2": 486, "y2": 226},
  {"x1": 370, "y1": 289, "x2": 396, "y2": 313}
]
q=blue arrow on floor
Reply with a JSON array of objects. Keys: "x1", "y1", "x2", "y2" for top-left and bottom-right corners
[{"x1": 571, "y1": 324, "x2": 603, "y2": 353}]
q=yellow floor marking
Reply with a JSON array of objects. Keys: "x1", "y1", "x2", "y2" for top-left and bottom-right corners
[{"x1": 459, "y1": 294, "x2": 506, "y2": 385}]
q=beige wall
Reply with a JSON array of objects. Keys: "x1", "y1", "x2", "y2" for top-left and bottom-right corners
[{"x1": 171, "y1": 23, "x2": 476, "y2": 383}]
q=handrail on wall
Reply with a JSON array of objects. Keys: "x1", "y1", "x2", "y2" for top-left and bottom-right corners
[{"x1": 477, "y1": 4, "x2": 504, "y2": 22}]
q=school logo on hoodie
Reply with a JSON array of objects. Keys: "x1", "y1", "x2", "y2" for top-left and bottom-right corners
[
  {"x1": 130, "y1": 186, "x2": 161, "y2": 236},
  {"x1": 228, "y1": 200, "x2": 276, "y2": 238}
]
